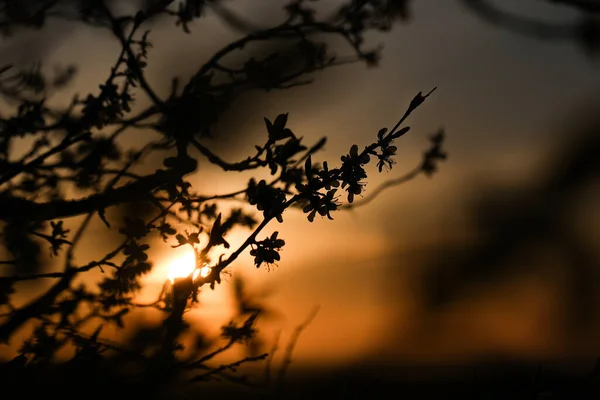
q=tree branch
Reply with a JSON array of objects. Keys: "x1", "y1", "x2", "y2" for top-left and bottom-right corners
[{"x1": 0, "y1": 168, "x2": 190, "y2": 222}]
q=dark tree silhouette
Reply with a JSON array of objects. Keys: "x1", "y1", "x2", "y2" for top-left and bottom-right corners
[{"x1": 0, "y1": 0, "x2": 444, "y2": 397}]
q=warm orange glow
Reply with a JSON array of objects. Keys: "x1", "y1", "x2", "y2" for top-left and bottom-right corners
[{"x1": 166, "y1": 249, "x2": 211, "y2": 283}]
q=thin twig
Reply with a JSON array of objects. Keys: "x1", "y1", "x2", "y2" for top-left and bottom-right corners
[
  {"x1": 264, "y1": 330, "x2": 281, "y2": 385},
  {"x1": 275, "y1": 306, "x2": 320, "y2": 394},
  {"x1": 342, "y1": 165, "x2": 422, "y2": 210},
  {"x1": 188, "y1": 353, "x2": 269, "y2": 383}
]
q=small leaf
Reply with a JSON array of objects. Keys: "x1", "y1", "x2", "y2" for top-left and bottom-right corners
[
  {"x1": 305, "y1": 155, "x2": 312, "y2": 181},
  {"x1": 264, "y1": 117, "x2": 273, "y2": 133},
  {"x1": 98, "y1": 208, "x2": 110, "y2": 228},
  {"x1": 273, "y1": 113, "x2": 288, "y2": 130},
  {"x1": 391, "y1": 126, "x2": 410, "y2": 139}
]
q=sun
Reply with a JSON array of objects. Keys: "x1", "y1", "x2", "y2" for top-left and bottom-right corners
[{"x1": 167, "y1": 249, "x2": 211, "y2": 283}]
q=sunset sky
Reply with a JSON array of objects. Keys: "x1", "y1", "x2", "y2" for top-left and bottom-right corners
[{"x1": 2, "y1": 0, "x2": 600, "y2": 374}]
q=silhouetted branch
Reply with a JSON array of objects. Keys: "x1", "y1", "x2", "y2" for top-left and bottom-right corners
[
  {"x1": 0, "y1": 167, "x2": 190, "y2": 222},
  {"x1": 342, "y1": 164, "x2": 421, "y2": 210},
  {"x1": 99, "y1": 1, "x2": 165, "y2": 109},
  {"x1": 0, "y1": 1, "x2": 443, "y2": 394},
  {"x1": 190, "y1": 138, "x2": 270, "y2": 171},
  {"x1": 264, "y1": 330, "x2": 281, "y2": 385},
  {"x1": 275, "y1": 306, "x2": 320, "y2": 395},
  {"x1": 188, "y1": 353, "x2": 269, "y2": 383},
  {"x1": 0, "y1": 267, "x2": 77, "y2": 343},
  {"x1": 186, "y1": 339, "x2": 236, "y2": 368},
  {"x1": 6, "y1": 271, "x2": 71, "y2": 281}
]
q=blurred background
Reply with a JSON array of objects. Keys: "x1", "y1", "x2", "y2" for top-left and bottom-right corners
[{"x1": 2, "y1": 0, "x2": 600, "y2": 385}]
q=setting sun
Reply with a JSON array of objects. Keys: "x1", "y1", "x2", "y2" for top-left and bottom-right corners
[{"x1": 167, "y1": 249, "x2": 211, "y2": 283}]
